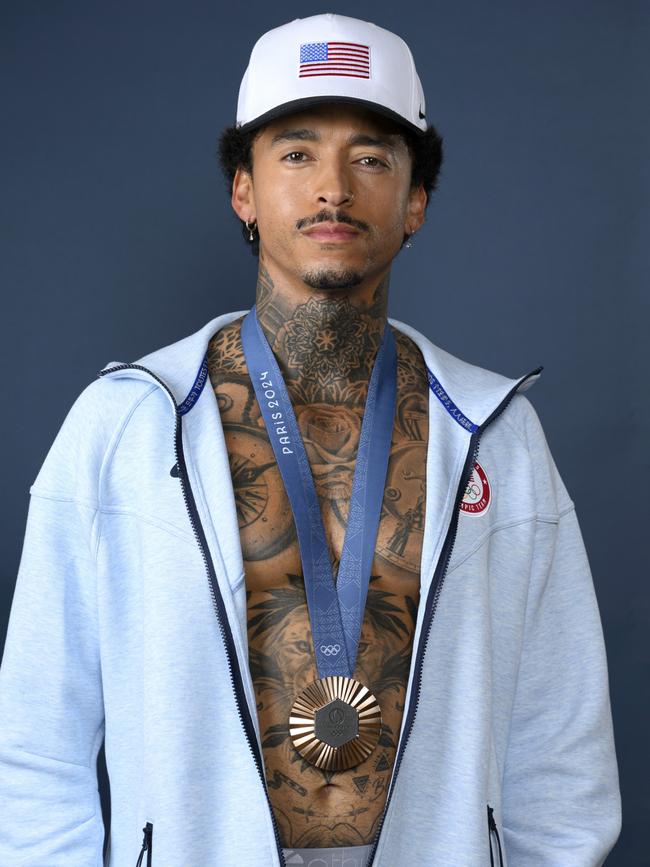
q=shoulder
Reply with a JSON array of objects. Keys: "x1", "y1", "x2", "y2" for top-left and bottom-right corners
[
  {"x1": 497, "y1": 392, "x2": 575, "y2": 517},
  {"x1": 30, "y1": 373, "x2": 157, "y2": 501}
]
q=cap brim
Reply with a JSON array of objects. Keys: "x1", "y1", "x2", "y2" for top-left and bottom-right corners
[{"x1": 236, "y1": 95, "x2": 427, "y2": 138}]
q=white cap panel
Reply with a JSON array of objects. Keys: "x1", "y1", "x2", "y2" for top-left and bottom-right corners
[{"x1": 235, "y1": 13, "x2": 427, "y2": 136}]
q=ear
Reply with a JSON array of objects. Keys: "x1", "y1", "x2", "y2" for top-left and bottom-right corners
[
  {"x1": 231, "y1": 166, "x2": 256, "y2": 223},
  {"x1": 404, "y1": 184, "x2": 427, "y2": 235}
]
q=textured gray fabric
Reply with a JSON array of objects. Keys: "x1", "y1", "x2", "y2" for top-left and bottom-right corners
[{"x1": 0, "y1": 309, "x2": 621, "y2": 865}]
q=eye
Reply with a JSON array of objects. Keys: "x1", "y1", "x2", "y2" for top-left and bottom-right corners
[
  {"x1": 358, "y1": 155, "x2": 388, "y2": 169},
  {"x1": 282, "y1": 151, "x2": 309, "y2": 163}
]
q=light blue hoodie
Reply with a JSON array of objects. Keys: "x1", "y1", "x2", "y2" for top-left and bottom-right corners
[{"x1": 0, "y1": 309, "x2": 621, "y2": 865}]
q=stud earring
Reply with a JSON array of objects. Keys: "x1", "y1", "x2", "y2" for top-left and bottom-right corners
[
  {"x1": 245, "y1": 219, "x2": 257, "y2": 241},
  {"x1": 405, "y1": 231, "x2": 415, "y2": 249}
]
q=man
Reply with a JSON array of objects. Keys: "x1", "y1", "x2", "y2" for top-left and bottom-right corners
[{"x1": 0, "y1": 12, "x2": 621, "y2": 867}]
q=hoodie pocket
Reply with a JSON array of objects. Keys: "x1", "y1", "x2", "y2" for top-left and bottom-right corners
[
  {"x1": 487, "y1": 804, "x2": 503, "y2": 867},
  {"x1": 135, "y1": 822, "x2": 153, "y2": 866}
]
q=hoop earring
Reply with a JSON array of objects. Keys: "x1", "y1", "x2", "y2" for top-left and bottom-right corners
[{"x1": 245, "y1": 219, "x2": 257, "y2": 242}]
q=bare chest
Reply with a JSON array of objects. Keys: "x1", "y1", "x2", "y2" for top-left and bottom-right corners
[{"x1": 207, "y1": 317, "x2": 430, "y2": 848}]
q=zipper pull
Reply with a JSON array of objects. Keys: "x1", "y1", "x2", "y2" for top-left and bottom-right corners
[
  {"x1": 135, "y1": 823, "x2": 153, "y2": 866},
  {"x1": 487, "y1": 804, "x2": 495, "y2": 867},
  {"x1": 487, "y1": 805, "x2": 504, "y2": 867}
]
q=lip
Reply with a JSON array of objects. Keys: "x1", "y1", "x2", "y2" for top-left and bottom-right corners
[{"x1": 302, "y1": 223, "x2": 360, "y2": 243}]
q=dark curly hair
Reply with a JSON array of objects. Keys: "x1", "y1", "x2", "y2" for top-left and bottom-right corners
[{"x1": 216, "y1": 113, "x2": 444, "y2": 256}]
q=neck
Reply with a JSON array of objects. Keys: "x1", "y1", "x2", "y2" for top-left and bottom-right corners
[{"x1": 253, "y1": 261, "x2": 390, "y2": 405}]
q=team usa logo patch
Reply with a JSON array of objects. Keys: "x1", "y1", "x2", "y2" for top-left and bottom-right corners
[{"x1": 460, "y1": 460, "x2": 492, "y2": 516}]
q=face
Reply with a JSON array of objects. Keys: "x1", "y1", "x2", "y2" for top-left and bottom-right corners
[{"x1": 231, "y1": 103, "x2": 427, "y2": 292}]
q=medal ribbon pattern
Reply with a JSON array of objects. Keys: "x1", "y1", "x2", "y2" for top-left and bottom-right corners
[{"x1": 240, "y1": 306, "x2": 397, "y2": 679}]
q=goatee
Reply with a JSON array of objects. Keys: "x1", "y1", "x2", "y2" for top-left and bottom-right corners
[{"x1": 301, "y1": 267, "x2": 363, "y2": 291}]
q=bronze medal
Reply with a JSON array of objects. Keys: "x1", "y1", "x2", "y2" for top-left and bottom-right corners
[{"x1": 289, "y1": 675, "x2": 382, "y2": 771}]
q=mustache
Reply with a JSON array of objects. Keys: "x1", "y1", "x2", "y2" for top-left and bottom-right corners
[{"x1": 296, "y1": 209, "x2": 368, "y2": 233}]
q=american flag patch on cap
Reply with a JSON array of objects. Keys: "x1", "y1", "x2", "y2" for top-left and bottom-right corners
[{"x1": 299, "y1": 41, "x2": 370, "y2": 78}]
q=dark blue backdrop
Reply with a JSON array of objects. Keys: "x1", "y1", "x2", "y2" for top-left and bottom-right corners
[{"x1": 1, "y1": 2, "x2": 647, "y2": 863}]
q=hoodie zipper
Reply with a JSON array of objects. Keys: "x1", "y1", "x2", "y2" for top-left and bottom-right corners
[
  {"x1": 135, "y1": 821, "x2": 153, "y2": 866},
  {"x1": 487, "y1": 805, "x2": 504, "y2": 866},
  {"x1": 365, "y1": 366, "x2": 541, "y2": 866},
  {"x1": 97, "y1": 363, "x2": 288, "y2": 865},
  {"x1": 99, "y1": 360, "x2": 540, "y2": 867}
]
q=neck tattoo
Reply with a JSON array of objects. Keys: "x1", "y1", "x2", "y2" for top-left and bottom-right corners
[{"x1": 254, "y1": 264, "x2": 390, "y2": 407}]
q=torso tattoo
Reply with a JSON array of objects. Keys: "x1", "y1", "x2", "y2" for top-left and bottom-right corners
[{"x1": 207, "y1": 297, "x2": 429, "y2": 849}]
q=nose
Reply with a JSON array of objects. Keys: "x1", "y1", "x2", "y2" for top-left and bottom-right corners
[{"x1": 313, "y1": 157, "x2": 354, "y2": 208}]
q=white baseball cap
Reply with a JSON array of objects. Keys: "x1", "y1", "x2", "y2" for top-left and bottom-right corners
[{"x1": 235, "y1": 13, "x2": 428, "y2": 138}]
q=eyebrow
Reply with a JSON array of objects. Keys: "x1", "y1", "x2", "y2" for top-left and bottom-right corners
[
  {"x1": 269, "y1": 128, "x2": 400, "y2": 156},
  {"x1": 347, "y1": 133, "x2": 399, "y2": 155},
  {"x1": 269, "y1": 128, "x2": 317, "y2": 147}
]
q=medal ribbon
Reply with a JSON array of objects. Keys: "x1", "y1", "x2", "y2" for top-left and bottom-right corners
[{"x1": 240, "y1": 305, "x2": 397, "y2": 679}]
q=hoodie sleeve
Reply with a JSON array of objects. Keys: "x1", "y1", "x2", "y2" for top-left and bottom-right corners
[
  {"x1": 0, "y1": 381, "x2": 110, "y2": 866},
  {"x1": 500, "y1": 396, "x2": 622, "y2": 866}
]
